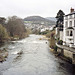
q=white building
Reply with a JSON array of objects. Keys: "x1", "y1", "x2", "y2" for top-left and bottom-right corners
[{"x1": 63, "y1": 8, "x2": 75, "y2": 47}]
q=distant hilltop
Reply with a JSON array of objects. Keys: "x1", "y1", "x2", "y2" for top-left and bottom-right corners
[
  {"x1": 24, "y1": 16, "x2": 56, "y2": 26},
  {"x1": 46, "y1": 17, "x2": 57, "y2": 22}
]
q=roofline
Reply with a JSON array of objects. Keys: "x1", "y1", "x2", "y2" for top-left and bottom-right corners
[
  {"x1": 64, "y1": 12, "x2": 75, "y2": 17},
  {"x1": 66, "y1": 27, "x2": 74, "y2": 30}
]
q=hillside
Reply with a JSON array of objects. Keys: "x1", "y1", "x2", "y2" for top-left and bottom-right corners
[
  {"x1": 46, "y1": 17, "x2": 57, "y2": 22},
  {"x1": 24, "y1": 16, "x2": 56, "y2": 25}
]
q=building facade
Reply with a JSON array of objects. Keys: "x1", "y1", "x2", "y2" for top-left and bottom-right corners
[{"x1": 63, "y1": 8, "x2": 75, "y2": 47}]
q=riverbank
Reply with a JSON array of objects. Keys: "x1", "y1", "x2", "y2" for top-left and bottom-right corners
[
  {"x1": 0, "y1": 35, "x2": 29, "y2": 63},
  {"x1": 50, "y1": 49, "x2": 72, "y2": 63},
  {"x1": 44, "y1": 34, "x2": 73, "y2": 64},
  {"x1": 0, "y1": 48, "x2": 8, "y2": 62}
]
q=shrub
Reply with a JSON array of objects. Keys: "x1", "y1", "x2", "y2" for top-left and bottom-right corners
[
  {"x1": 6, "y1": 16, "x2": 26, "y2": 39},
  {"x1": 0, "y1": 24, "x2": 8, "y2": 42},
  {"x1": 58, "y1": 40, "x2": 63, "y2": 45},
  {"x1": 49, "y1": 31, "x2": 56, "y2": 49},
  {"x1": 54, "y1": 46, "x2": 57, "y2": 51}
]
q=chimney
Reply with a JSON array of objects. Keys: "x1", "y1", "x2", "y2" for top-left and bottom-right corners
[{"x1": 70, "y1": 7, "x2": 74, "y2": 13}]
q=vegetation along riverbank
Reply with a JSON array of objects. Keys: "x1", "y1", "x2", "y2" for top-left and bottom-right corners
[{"x1": 0, "y1": 16, "x2": 31, "y2": 62}]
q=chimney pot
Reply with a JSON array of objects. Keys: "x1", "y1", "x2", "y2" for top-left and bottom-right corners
[{"x1": 70, "y1": 8, "x2": 74, "y2": 13}]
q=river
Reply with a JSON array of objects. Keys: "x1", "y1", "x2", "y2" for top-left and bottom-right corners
[{"x1": 0, "y1": 34, "x2": 74, "y2": 75}]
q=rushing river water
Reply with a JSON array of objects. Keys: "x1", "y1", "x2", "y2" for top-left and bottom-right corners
[{"x1": 0, "y1": 34, "x2": 74, "y2": 75}]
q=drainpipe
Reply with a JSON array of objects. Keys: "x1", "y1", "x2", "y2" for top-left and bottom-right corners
[{"x1": 73, "y1": 28, "x2": 74, "y2": 47}]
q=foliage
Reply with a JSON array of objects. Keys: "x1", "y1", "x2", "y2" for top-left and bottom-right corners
[
  {"x1": 56, "y1": 10, "x2": 65, "y2": 25},
  {"x1": 32, "y1": 29, "x2": 40, "y2": 34},
  {"x1": 45, "y1": 31, "x2": 51, "y2": 38},
  {"x1": 49, "y1": 30, "x2": 56, "y2": 49},
  {"x1": 6, "y1": 16, "x2": 26, "y2": 39},
  {"x1": 49, "y1": 30, "x2": 58, "y2": 51},
  {"x1": 39, "y1": 30, "x2": 50, "y2": 35},
  {"x1": 57, "y1": 40, "x2": 63, "y2": 45},
  {"x1": 0, "y1": 24, "x2": 8, "y2": 42},
  {"x1": 54, "y1": 46, "x2": 57, "y2": 52},
  {"x1": 0, "y1": 17, "x2": 6, "y2": 26},
  {"x1": 25, "y1": 28, "x2": 32, "y2": 36}
]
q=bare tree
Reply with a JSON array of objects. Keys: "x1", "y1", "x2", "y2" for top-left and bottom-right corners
[{"x1": 6, "y1": 16, "x2": 26, "y2": 39}]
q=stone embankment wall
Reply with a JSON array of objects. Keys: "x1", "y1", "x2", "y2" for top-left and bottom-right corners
[
  {"x1": 56, "y1": 43, "x2": 75, "y2": 64},
  {"x1": 63, "y1": 49, "x2": 73, "y2": 59}
]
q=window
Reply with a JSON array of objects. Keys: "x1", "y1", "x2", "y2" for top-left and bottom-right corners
[
  {"x1": 70, "y1": 21, "x2": 72, "y2": 27},
  {"x1": 65, "y1": 21, "x2": 68, "y2": 27},
  {"x1": 66, "y1": 31, "x2": 69, "y2": 36},
  {"x1": 74, "y1": 20, "x2": 75, "y2": 27},
  {"x1": 69, "y1": 15, "x2": 72, "y2": 19},
  {"x1": 74, "y1": 14, "x2": 75, "y2": 18},
  {"x1": 70, "y1": 31, "x2": 73, "y2": 36},
  {"x1": 65, "y1": 16, "x2": 68, "y2": 20}
]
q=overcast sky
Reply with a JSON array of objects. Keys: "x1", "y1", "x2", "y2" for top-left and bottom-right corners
[{"x1": 0, "y1": 0, "x2": 75, "y2": 18}]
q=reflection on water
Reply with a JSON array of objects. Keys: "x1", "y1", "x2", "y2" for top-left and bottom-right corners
[{"x1": 0, "y1": 34, "x2": 74, "y2": 75}]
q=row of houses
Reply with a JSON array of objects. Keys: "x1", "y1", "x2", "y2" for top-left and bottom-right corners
[
  {"x1": 24, "y1": 21, "x2": 55, "y2": 32},
  {"x1": 56, "y1": 8, "x2": 75, "y2": 48}
]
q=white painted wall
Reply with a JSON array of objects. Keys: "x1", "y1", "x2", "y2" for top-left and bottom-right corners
[
  {"x1": 63, "y1": 14, "x2": 75, "y2": 47},
  {"x1": 60, "y1": 31, "x2": 63, "y2": 40}
]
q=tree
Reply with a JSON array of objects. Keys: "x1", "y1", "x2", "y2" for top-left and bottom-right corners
[
  {"x1": 0, "y1": 17, "x2": 6, "y2": 25},
  {"x1": 6, "y1": 16, "x2": 26, "y2": 39},
  {"x1": 56, "y1": 10, "x2": 65, "y2": 25},
  {"x1": 0, "y1": 24, "x2": 8, "y2": 42},
  {"x1": 50, "y1": 31, "x2": 56, "y2": 49}
]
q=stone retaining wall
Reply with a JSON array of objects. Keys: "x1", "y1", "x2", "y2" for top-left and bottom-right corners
[
  {"x1": 57, "y1": 45, "x2": 75, "y2": 64},
  {"x1": 63, "y1": 49, "x2": 73, "y2": 59}
]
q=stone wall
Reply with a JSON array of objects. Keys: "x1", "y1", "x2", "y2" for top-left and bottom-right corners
[
  {"x1": 57, "y1": 48, "x2": 73, "y2": 59},
  {"x1": 57, "y1": 48, "x2": 62, "y2": 53},
  {"x1": 56, "y1": 43, "x2": 75, "y2": 64},
  {"x1": 57, "y1": 48, "x2": 63, "y2": 55},
  {"x1": 63, "y1": 49, "x2": 73, "y2": 59},
  {"x1": 72, "y1": 54, "x2": 75, "y2": 64}
]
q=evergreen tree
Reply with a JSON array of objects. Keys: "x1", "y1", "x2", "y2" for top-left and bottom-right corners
[{"x1": 56, "y1": 10, "x2": 65, "y2": 25}]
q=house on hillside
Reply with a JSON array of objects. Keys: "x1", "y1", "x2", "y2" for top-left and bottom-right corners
[{"x1": 63, "y1": 8, "x2": 75, "y2": 47}]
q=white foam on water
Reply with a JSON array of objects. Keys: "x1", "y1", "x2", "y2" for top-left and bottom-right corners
[{"x1": 11, "y1": 51, "x2": 18, "y2": 55}]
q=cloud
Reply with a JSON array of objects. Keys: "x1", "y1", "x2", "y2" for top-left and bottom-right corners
[{"x1": 0, "y1": 0, "x2": 75, "y2": 18}]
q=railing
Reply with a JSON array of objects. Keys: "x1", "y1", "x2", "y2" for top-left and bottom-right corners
[{"x1": 56, "y1": 43, "x2": 75, "y2": 53}]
